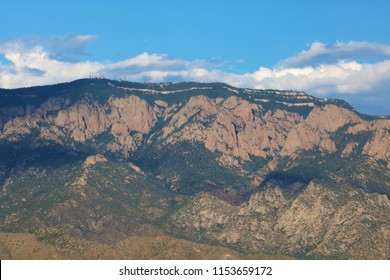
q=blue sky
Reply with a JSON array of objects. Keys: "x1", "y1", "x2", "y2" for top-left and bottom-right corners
[{"x1": 1, "y1": 0, "x2": 390, "y2": 115}]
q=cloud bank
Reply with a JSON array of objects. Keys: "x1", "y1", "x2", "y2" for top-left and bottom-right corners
[{"x1": 0, "y1": 36, "x2": 389, "y2": 114}]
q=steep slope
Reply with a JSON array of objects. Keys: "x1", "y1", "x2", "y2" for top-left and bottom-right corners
[
  {"x1": 0, "y1": 152, "x2": 171, "y2": 243},
  {"x1": 0, "y1": 79, "x2": 389, "y2": 259}
]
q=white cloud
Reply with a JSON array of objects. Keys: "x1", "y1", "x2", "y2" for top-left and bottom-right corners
[
  {"x1": 0, "y1": 35, "x2": 96, "y2": 59},
  {"x1": 0, "y1": 37, "x2": 389, "y2": 114},
  {"x1": 0, "y1": 45, "x2": 103, "y2": 88},
  {"x1": 249, "y1": 59, "x2": 390, "y2": 95},
  {"x1": 279, "y1": 41, "x2": 390, "y2": 67}
]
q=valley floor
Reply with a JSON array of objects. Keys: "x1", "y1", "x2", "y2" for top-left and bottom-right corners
[{"x1": 0, "y1": 231, "x2": 293, "y2": 260}]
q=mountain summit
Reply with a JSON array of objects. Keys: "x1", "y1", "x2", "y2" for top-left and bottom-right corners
[{"x1": 0, "y1": 79, "x2": 389, "y2": 259}]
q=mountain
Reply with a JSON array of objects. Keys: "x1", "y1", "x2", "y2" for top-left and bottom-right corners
[{"x1": 0, "y1": 78, "x2": 389, "y2": 259}]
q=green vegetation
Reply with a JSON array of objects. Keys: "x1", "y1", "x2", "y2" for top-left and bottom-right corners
[{"x1": 134, "y1": 140, "x2": 249, "y2": 196}]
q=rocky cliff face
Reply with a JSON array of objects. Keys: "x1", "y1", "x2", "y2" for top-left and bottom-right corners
[
  {"x1": 0, "y1": 79, "x2": 389, "y2": 259},
  {"x1": 0, "y1": 93, "x2": 159, "y2": 156},
  {"x1": 281, "y1": 105, "x2": 363, "y2": 155},
  {"x1": 160, "y1": 95, "x2": 303, "y2": 161},
  {"x1": 1, "y1": 80, "x2": 388, "y2": 164}
]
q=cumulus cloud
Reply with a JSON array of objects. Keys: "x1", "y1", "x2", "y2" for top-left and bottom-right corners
[
  {"x1": 250, "y1": 60, "x2": 390, "y2": 95},
  {"x1": 0, "y1": 35, "x2": 97, "y2": 60},
  {"x1": 248, "y1": 42, "x2": 390, "y2": 103},
  {"x1": 0, "y1": 37, "x2": 231, "y2": 88},
  {"x1": 0, "y1": 44, "x2": 102, "y2": 88},
  {"x1": 0, "y1": 36, "x2": 389, "y2": 114},
  {"x1": 279, "y1": 41, "x2": 390, "y2": 67}
]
